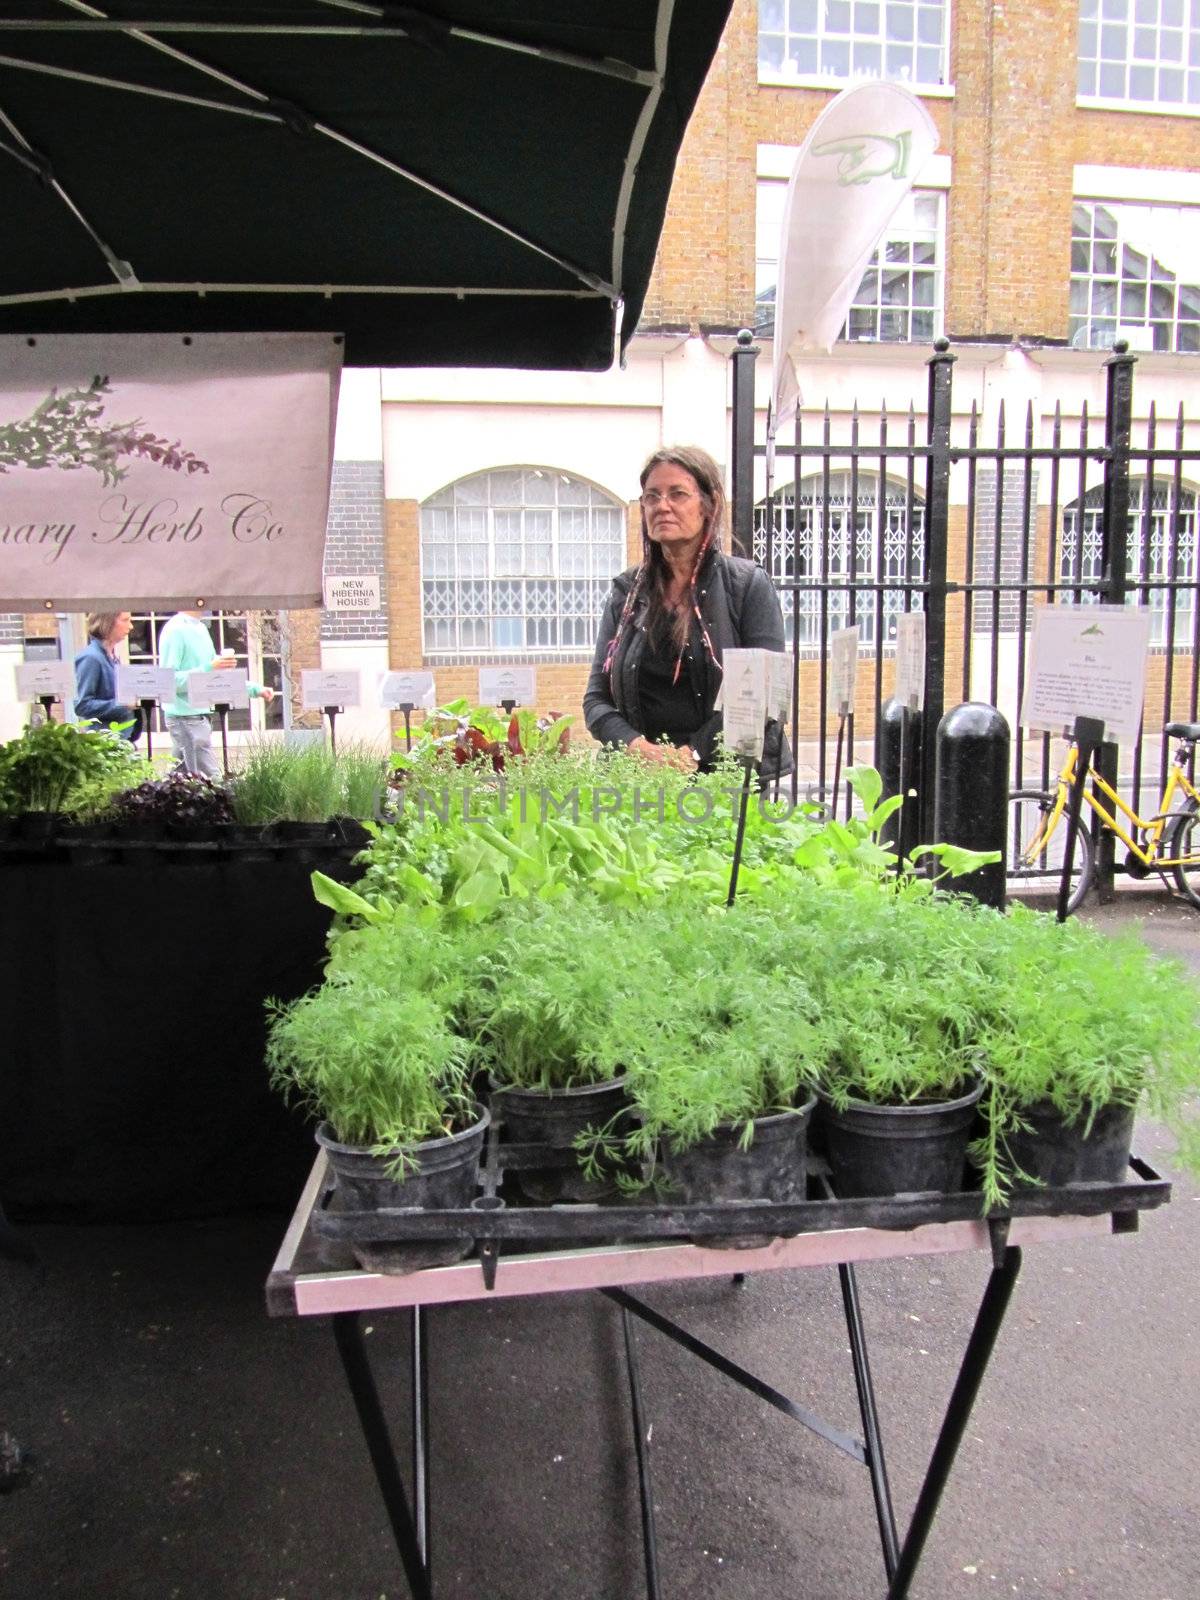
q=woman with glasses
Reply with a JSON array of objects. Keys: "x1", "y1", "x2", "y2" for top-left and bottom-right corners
[{"x1": 584, "y1": 445, "x2": 791, "y2": 781}]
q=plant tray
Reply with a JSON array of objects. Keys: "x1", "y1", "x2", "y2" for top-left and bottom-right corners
[{"x1": 308, "y1": 1103, "x2": 1171, "y2": 1287}]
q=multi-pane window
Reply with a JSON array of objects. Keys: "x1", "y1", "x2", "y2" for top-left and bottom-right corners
[
  {"x1": 754, "y1": 472, "x2": 926, "y2": 652},
  {"x1": 758, "y1": 0, "x2": 948, "y2": 85},
  {"x1": 1061, "y1": 480, "x2": 1198, "y2": 647},
  {"x1": 1077, "y1": 0, "x2": 1200, "y2": 108},
  {"x1": 421, "y1": 468, "x2": 626, "y2": 656},
  {"x1": 756, "y1": 182, "x2": 942, "y2": 342},
  {"x1": 129, "y1": 611, "x2": 284, "y2": 732},
  {"x1": 1069, "y1": 201, "x2": 1200, "y2": 352}
]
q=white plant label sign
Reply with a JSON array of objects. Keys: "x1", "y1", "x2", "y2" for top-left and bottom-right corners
[
  {"x1": 479, "y1": 666, "x2": 535, "y2": 706},
  {"x1": 828, "y1": 626, "x2": 859, "y2": 714},
  {"x1": 15, "y1": 660, "x2": 74, "y2": 700},
  {"x1": 302, "y1": 668, "x2": 362, "y2": 709},
  {"x1": 1021, "y1": 604, "x2": 1150, "y2": 746},
  {"x1": 721, "y1": 648, "x2": 769, "y2": 762},
  {"x1": 767, "y1": 651, "x2": 792, "y2": 724},
  {"x1": 379, "y1": 670, "x2": 436, "y2": 710},
  {"x1": 186, "y1": 668, "x2": 249, "y2": 710},
  {"x1": 893, "y1": 611, "x2": 925, "y2": 711},
  {"x1": 117, "y1": 665, "x2": 176, "y2": 702}
]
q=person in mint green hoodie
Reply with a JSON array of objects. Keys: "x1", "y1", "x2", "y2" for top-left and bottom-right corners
[{"x1": 158, "y1": 609, "x2": 275, "y2": 779}]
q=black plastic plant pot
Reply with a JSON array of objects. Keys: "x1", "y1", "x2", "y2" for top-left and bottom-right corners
[
  {"x1": 216, "y1": 822, "x2": 275, "y2": 860},
  {"x1": 490, "y1": 1075, "x2": 631, "y2": 1203},
  {"x1": 316, "y1": 1108, "x2": 489, "y2": 1274},
  {"x1": 331, "y1": 815, "x2": 373, "y2": 850},
  {"x1": 1004, "y1": 1099, "x2": 1136, "y2": 1190},
  {"x1": 817, "y1": 1079, "x2": 984, "y2": 1199},
  {"x1": 658, "y1": 1096, "x2": 818, "y2": 1249},
  {"x1": 57, "y1": 821, "x2": 119, "y2": 866},
  {"x1": 267, "y1": 820, "x2": 336, "y2": 845}
]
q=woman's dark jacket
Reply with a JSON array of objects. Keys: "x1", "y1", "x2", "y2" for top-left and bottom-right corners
[
  {"x1": 73, "y1": 637, "x2": 141, "y2": 739},
  {"x1": 583, "y1": 549, "x2": 793, "y2": 780}
]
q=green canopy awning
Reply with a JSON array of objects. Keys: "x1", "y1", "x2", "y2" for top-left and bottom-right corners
[{"x1": 0, "y1": 2, "x2": 731, "y2": 368}]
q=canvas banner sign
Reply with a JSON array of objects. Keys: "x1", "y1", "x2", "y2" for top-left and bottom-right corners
[
  {"x1": 770, "y1": 81, "x2": 939, "y2": 434},
  {"x1": 0, "y1": 332, "x2": 341, "y2": 608}
]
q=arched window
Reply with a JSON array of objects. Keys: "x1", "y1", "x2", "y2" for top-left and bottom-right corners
[
  {"x1": 1060, "y1": 479, "x2": 1197, "y2": 647},
  {"x1": 421, "y1": 467, "x2": 626, "y2": 656},
  {"x1": 754, "y1": 471, "x2": 925, "y2": 651}
]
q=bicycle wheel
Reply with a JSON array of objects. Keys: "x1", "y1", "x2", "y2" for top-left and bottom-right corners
[
  {"x1": 1007, "y1": 789, "x2": 1094, "y2": 914},
  {"x1": 1168, "y1": 798, "x2": 1200, "y2": 910}
]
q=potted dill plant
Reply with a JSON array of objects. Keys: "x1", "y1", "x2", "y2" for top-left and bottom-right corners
[
  {"x1": 464, "y1": 896, "x2": 648, "y2": 1202},
  {"x1": 265, "y1": 917, "x2": 488, "y2": 1271},
  {"x1": 595, "y1": 904, "x2": 825, "y2": 1246},
  {"x1": 970, "y1": 903, "x2": 1200, "y2": 1206},
  {"x1": 758, "y1": 875, "x2": 990, "y2": 1200}
]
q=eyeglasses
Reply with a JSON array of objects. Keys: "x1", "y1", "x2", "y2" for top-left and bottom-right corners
[{"x1": 640, "y1": 487, "x2": 700, "y2": 508}]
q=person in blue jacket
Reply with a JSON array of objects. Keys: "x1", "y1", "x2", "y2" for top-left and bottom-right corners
[{"x1": 73, "y1": 611, "x2": 142, "y2": 740}]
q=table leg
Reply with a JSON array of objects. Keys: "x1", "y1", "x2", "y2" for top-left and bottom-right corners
[
  {"x1": 885, "y1": 1246, "x2": 1023, "y2": 1600},
  {"x1": 838, "y1": 1262, "x2": 901, "y2": 1578},
  {"x1": 412, "y1": 1305, "x2": 431, "y2": 1577},
  {"x1": 332, "y1": 1311, "x2": 431, "y2": 1600},
  {"x1": 620, "y1": 1302, "x2": 661, "y2": 1600}
]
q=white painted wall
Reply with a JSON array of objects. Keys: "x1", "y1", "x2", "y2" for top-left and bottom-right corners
[
  {"x1": 0, "y1": 647, "x2": 25, "y2": 740},
  {"x1": 318, "y1": 639, "x2": 393, "y2": 748}
]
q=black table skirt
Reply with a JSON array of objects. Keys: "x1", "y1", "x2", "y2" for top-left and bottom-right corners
[{"x1": 1, "y1": 853, "x2": 359, "y2": 1222}]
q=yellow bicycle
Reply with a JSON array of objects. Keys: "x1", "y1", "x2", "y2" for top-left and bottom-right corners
[{"x1": 1008, "y1": 721, "x2": 1200, "y2": 914}]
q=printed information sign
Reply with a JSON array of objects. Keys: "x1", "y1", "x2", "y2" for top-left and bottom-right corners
[
  {"x1": 479, "y1": 667, "x2": 536, "y2": 706},
  {"x1": 325, "y1": 575, "x2": 381, "y2": 611},
  {"x1": 1020, "y1": 604, "x2": 1150, "y2": 746},
  {"x1": 14, "y1": 660, "x2": 74, "y2": 701},
  {"x1": 117, "y1": 665, "x2": 176, "y2": 703},
  {"x1": 828, "y1": 626, "x2": 859, "y2": 714},
  {"x1": 379, "y1": 670, "x2": 436, "y2": 710},
  {"x1": 186, "y1": 669, "x2": 249, "y2": 710},
  {"x1": 893, "y1": 612, "x2": 925, "y2": 710},
  {"x1": 301, "y1": 669, "x2": 362, "y2": 709},
  {"x1": 721, "y1": 648, "x2": 769, "y2": 762}
]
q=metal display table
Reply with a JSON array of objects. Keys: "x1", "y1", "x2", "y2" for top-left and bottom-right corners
[{"x1": 267, "y1": 1153, "x2": 1170, "y2": 1600}]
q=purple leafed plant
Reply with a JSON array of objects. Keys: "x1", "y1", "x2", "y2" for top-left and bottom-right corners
[{"x1": 0, "y1": 375, "x2": 210, "y2": 488}]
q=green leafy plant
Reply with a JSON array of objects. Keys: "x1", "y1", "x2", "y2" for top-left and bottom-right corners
[
  {"x1": 265, "y1": 918, "x2": 476, "y2": 1169},
  {"x1": 0, "y1": 721, "x2": 136, "y2": 815},
  {"x1": 969, "y1": 903, "x2": 1200, "y2": 1205},
  {"x1": 230, "y1": 738, "x2": 388, "y2": 824}
]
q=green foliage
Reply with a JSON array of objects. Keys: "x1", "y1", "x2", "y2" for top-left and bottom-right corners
[
  {"x1": 0, "y1": 720, "x2": 145, "y2": 815},
  {"x1": 966, "y1": 903, "x2": 1200, "y2": 1203},
  {"x1": 230, "y1": 738, "x2": 389, "y2": 824},
  {"x1": 265, "y1": 917, "x2": 475, "y2": 1166}
]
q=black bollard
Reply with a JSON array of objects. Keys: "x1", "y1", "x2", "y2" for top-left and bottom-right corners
[
  {"x1": 933, "y1": 702, "x2": 1010, "y2": 907},
  {"x1": 878, "y1": 696, "x2": 922, "y2": 860}
]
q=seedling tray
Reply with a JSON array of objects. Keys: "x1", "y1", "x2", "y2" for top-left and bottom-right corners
[{"x1": 308, "y1": 1107, "x2": 1171, "y2": 1288}]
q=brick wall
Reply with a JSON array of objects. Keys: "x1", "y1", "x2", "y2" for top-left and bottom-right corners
[
  {"x1": 321, "y1": 460, "x2": 387, "y2": 643},
  {"x1": 638, "y1": 0, "x2": 1198, "y2": 344}
]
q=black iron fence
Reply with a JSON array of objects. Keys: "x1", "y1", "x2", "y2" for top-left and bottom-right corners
[{"x1": 729, "y1": 336, "x2": 1200, "y2": 887}]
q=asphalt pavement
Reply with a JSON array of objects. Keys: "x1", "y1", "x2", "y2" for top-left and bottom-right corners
[{"x1": 3, "y1": 885, "x2": 1198, "y2": 1600}]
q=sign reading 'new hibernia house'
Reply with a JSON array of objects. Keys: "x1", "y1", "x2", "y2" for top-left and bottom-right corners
[{"x1": 0, "y1": 332, "x2": 342, "y2": 610}]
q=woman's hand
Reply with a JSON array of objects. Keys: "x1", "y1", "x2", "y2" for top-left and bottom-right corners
[{"x1": 629, "y1": 737, "x2": 699, "y2": 773}]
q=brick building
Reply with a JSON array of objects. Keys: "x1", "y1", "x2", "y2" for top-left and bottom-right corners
[{"x1": 4, "y1": 0, "x2": 1197, "y2": 752}]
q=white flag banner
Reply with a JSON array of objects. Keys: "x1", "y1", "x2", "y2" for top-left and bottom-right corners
[
  {"x1": 770, "y1": 82, "x2": 939, "y2": 433},
  {"x1": 0, "y1": 332, "x2": 341, "y2": 609}
]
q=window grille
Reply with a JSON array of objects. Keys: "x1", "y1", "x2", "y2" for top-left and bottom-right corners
[
  {"x1": 1060, "y1": 479, "x2": 1198, "y2": 646},
  {"x1": 754, "y1": 471, "x2": 926, "y2": 652},
  {"x1": 758, "y1": 0, "x2": 948, "y2": 85},
  {"x1": 421, "y1": 467, "x2": 626, "y2": 656}
]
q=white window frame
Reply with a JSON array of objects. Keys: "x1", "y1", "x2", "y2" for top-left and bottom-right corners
[
  {"x1": 420, "y1": 466, "x2": 627, "y2": 661},
  {"x1": 757, "y1": 0, "x2": 953, "y2": 92},
  {"x1": 1068, "y1": 196, "x2": 1200, "y2": 353},
  {"x1": 1076, "y1": 0, "x2": 1200, "y2": 115},
  {"x1": 129, "y1": 610, "x2": 285, "y2": 736},
  {"x1": 754, "y1": 472, "x2": 927, "y2": 655}
]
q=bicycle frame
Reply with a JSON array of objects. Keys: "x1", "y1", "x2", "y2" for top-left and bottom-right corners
[{"x1": 1031, "y1": 743, "x2": 1200, "y2": 871}]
